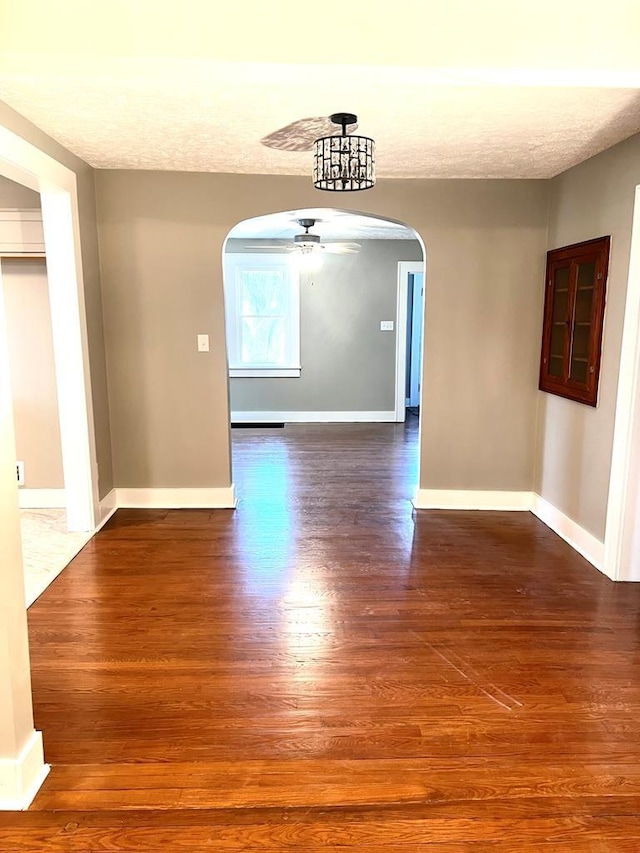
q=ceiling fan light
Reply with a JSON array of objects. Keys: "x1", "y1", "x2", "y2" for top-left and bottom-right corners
[
  {"x1": 313, "y1": 113, "x2": 375, "y2": 192},
  {"x1": 292, "y1": 248, "x2": 324, "y2": 274}
]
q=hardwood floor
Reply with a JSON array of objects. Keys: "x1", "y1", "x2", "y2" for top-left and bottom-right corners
[{"x1": 2, "y1": 420, "x2": 640, "y2": 850}]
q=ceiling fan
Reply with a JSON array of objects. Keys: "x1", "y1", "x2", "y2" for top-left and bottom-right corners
[{"x1": 247, "y1": 219, "x2": 361, "y2": 255}]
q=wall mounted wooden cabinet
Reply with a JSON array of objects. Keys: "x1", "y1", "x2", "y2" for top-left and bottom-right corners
[{"x1": 539, "y1": 236, "x2": 610, "y2": 407}]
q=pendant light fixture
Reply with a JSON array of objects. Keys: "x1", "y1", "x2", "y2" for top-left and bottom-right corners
[{"x1": 313, "y1": 112, "x2": 375, "y2": 192}]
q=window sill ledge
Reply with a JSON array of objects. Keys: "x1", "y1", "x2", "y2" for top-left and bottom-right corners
[{"x1": 229, "y1": 368, "x2": 301, "y2": 378}]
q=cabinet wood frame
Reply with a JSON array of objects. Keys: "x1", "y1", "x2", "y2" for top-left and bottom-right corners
[{"x1": 539, "y1": 236, "x2": 610, "y2": 407}]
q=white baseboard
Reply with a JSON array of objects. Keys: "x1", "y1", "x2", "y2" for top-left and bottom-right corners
[
  {"x1": 18, "y1": 488, "x2": 65, "y2": 509},
  {"x1": 66, "y1": 487, "x2": 610, "y2": 577},
  {"x1": 231, "y1": 410, "x2": 397, "y2": 423},
  {"x1": 96, "y1": 488, "x2": 117, "y2": 530},
  {"x1": 0, "y1": 730, "x2": 49, "y2": 811},
  {"x1": 530, "y1": 493, "x2": 605, "y2": 574},
  {"x1": 413, "y1": 489, "x2": 533, "y2": 511},
  {"x1": 115, "y1": 486, "x2": 237, "y2": 509}
]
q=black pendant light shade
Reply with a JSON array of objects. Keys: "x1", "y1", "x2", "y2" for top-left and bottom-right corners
[{"x1": 313, "y1": 113, "x2": 375, "y2": 192}]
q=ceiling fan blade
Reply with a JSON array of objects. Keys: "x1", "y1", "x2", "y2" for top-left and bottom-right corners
[
  {"x1": 238, "y1": 242, "x2": 294, "y2": 250},
  {"x1": 322, "y1": 242, "x2": 361, "y2": 254},
  {"x1": 260, "y1": 116, "x2": 357, "y2": 152}
]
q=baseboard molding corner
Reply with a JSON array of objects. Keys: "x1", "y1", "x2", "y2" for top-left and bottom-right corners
[
  {"x1": 0, "y1": 730, "x2": 49, "y2": 811},
  {"x1": 530, "y1": 493, "x2": 606, "y2": 574},
  {"x1": 230, "y1": 410, "x2": 397, "y2": 424},
  {"x1": 18, "y1": 488, "x2": 66, "y2": 509},
  {"x1": 413, "y1": 489, "x2": 606, "y2": 573},
  {"x1": 114, "y1": 486, "x2": 237, "y2": 510},
  {"x1": 413, "y1": 489, "x2": 533, "y2": 511},
  {"x1": 96, "y1": 489, "x2": 118, "y2": 530}
]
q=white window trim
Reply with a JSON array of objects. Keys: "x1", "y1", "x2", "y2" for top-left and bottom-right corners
[
  {"x1": 229, "y1": 367, "x2": 301, "y2": 378},
  {"x1": 224, "y1": 253, "x2": 300, "y2": 376}
]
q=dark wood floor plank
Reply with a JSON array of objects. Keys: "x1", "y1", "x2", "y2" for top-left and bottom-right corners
[{"x1": 4, "y1": 421, "x2": 639, "y2": 849}]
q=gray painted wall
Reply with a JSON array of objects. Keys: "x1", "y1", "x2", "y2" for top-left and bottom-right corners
[
  {"x1": 535, "y1": 132, "x2": 640, "y2": 540},
  {"x1": 227, "y1": 238, "x2": 422, "y2": 414},
  {"x1": 2, "y1": 259, "x2": 64, "y2": 489},
  {"x1": 0, "y1": 99, "x2": 114, "y2": 498},
  {"x1": 0, "y1": 175, "x2": 41, "y2": 208},
  {"x1": 95, "y1": 171, "x2": 548, "y2": 492}
]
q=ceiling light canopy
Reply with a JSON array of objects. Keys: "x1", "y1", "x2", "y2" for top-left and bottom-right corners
[{"x1": 313, "y1": 113, "x2": 375, "y2": 192}]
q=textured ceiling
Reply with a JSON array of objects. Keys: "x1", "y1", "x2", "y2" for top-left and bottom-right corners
[
  {"x1": 1, "y1": 0, "x2": 640, "y2": 179},
  {"x1": 229, "y1": 210, "x2": 417, "y2": 241}
]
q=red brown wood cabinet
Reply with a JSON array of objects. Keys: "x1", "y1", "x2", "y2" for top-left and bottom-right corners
[{"x1": 539, "y1": 236, "x2": 610, "y2": 406}]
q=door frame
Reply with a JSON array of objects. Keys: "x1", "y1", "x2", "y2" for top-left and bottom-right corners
[
  {"x1": 0, "y1": 125, "x2": 98, "y2": 531},
  {"x1": 603, "y1": 184, "x2": 640, "y2": 581},
  {"x1": 395, "y1": 260, "x2": 425, "y2": 422}
]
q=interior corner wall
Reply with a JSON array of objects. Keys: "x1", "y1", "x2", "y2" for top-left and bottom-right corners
[
  {"x1": 2, "y1": 259, "x2": 64, "y2": 488},
  {"x1": 94, "y1": 171, "x2": 548, "y2": 492},
  {"x1": 0, "y1": 100, "x2": 114, "y2": 499},
  {"x1": 226, "y1": 238, "x2": 422, "y2": 415},
  {"x1": 535, "y1": 132, "x2": 640, "y2": 541}
]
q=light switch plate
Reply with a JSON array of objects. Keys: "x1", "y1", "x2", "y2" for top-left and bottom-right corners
[
  {"x1": 380, "y1": 320, "x2": 394, "y2": 331},
  {"x1": 197, "y1": 334, "x2": 210, "y2": 352}
]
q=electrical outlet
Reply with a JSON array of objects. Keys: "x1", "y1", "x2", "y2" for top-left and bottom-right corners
[
  {"x1": 16, "y1": 461, "x2": 24, "y2": 486},
  {"x1": 380, "y1": 320, "x2": 394, "y2": 331}
]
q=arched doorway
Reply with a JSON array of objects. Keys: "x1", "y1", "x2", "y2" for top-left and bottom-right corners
[{"x1": 221, "y1": 207, "x2": 426, "y2": 509}]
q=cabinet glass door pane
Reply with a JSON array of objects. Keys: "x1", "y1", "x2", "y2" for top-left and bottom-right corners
[
  {"x1": 549, "y1": 266, "x2": 570, "y2": 378},
  {"x1": 569, "y1": 359, "x2": 588, "y2": 384},
  {"x1": 569, "y1": 260, "x2": 596, "y2": 383}
]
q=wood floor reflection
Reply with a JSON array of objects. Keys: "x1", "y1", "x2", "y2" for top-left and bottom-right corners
[{"x1": 3, "y1": 419, "x2": 640, "y2": 850}]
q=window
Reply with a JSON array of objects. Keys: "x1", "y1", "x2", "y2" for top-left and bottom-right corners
[
  {"x1": 539, "y1": 236, "x2": 609, "y2": 407},
  {"x1": 224, "y1": 253, "x2": 300, "y2": 377}
]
